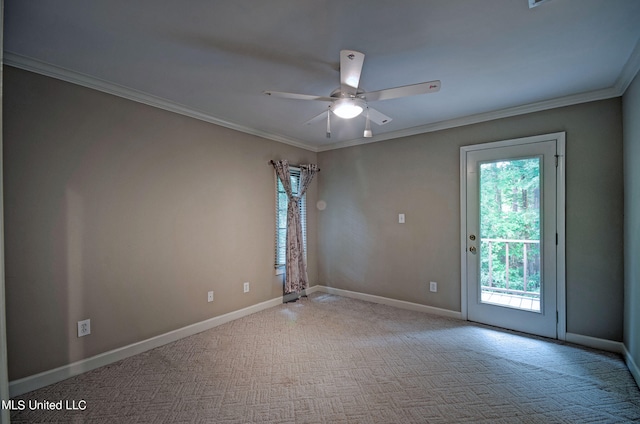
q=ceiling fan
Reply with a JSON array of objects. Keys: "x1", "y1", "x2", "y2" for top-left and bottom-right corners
[{"x1": 264, "y1": 50, "x2": 441, "y2": 138}]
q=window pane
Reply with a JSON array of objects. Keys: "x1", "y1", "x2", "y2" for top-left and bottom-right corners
[
  {"x1": 277, "y1": 228, "x2": 286, "y2": 263},
  {"x1": 275, "y1": 168, "x2": 306, "y2": 267},
  {"x1": 479, "y1": 157, "x2": 541, "y2": 312}
]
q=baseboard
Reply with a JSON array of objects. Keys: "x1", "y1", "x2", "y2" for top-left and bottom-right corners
[
  {"x1": 305, "y1": 285, "x2": 321, "y2": 295},
  {"x1": 312, "y1": 287, "x2": 628, "y2": 355},
  {"x1": 9, "y1": 295, "x2": 283, "y2": 397},
  {"x1": 314, "y1": 285, "x2": 463, "y2": 320},
  {"x1": 623, "y1": 345, "x2": 640, "y2": 388},
  {"x1": 565, "y1": 332, "x2": 625, "y2": 354},
  {"x1": 11, "y1": 287, "x2": 634, "y2": 396}
]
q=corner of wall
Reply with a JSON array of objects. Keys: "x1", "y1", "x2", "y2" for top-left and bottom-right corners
[{"x1": 622, "y1": 66, "x2": 640, "y2": 388}]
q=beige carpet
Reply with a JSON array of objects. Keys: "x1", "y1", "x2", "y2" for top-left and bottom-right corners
[{"x1": 11, "y1": 292, "x2": 640, "y2": 423}]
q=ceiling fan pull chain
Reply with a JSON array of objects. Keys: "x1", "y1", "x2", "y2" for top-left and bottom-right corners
[
  {"x1": 364, "y1": 110, "x2": 372, "y2": 138},
  {"x1": 326, "y1": 110, "x2": 331, "y2": 138}
]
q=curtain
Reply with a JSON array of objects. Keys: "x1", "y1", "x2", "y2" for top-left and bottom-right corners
[{"x1": 272, "y1": 160, "x2": 319, "y2": 294}]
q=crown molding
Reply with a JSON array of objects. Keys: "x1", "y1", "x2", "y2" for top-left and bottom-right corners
[
  {"x1": 3, "y1": 52, "x2": 318, "y2": 153},
  {"x1": 5, "y1": 49, "x2": 636, "y2": 154},
  {"x1": 319, "y1": 39, "x2": 640, "y2": 151},
  {"x1": 616, "y1": 38, "x2": 640, "y2": 94},
  {"x1": 317, "y1": 86, "x2": 620, "y2": 152}
]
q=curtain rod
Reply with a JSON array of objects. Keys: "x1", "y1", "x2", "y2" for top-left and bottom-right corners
[{"x1": 269, "y1": 160, "x2": 320, "y2": 172}]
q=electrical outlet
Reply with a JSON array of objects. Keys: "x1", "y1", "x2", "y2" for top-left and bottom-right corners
[
  {"x1": 243, "y1": 282, "x2": 250, "y2": 293},
  {"x1": 77, "y1": 319, "x2": 91, "y2": 337},
  {"x1": 430, "y1": 281, "x2": 438, "y2": 293},
  {"x1": 208, "y1": 291, "x2": 214, "y2": 303}
]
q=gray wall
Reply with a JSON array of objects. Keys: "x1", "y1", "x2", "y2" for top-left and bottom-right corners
[
  {"x1": 317, "y1": 98, "x2": 624, "y2": 341},
  {"x1": 3, "y1": 65, "x2": 629, "y2": 382},
  {"x1": 3, "y1": 67, "x2": 318, "y2": 380},
  {"x1": 623, "y1": 71, "x2": 640, "y2": 374}
]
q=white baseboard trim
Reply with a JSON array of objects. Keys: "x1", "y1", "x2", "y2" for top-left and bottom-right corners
[
  {"x1": 314, "y1": 285, "x2": 463, "y2": 320},
  {"x1": 565, "y1": 332, "x2": 624, "y2": 354},
  {"x1": 316, "y1": 285, "x2": 627, "y2": 361},
  {"x1": 304, "y1": 285, "x2": 321, "y2": 295},
  {"x1": 11, "y1": 287, "x2": 636, "y2": 396},
  {"x1": 623, "y1": 345, "x2": 640, "y2": 388},
  {"x1": 9, "y1": 296, "x2": 283, "y2": 397}
]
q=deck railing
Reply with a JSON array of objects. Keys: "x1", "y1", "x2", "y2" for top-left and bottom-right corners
[{"x1": 481, "y1": 238, "x2": 540, "y2": 299}]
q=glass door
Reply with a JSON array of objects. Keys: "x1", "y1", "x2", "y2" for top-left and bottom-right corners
[{"x1": 463, "y1": 136, "x2": 563, "y2": 339}]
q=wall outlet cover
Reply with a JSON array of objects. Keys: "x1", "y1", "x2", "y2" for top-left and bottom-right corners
[
  {"x1": 430, "y1": 282, "x2": 438, "y2": 292},
  {"x1": 243, "y1": 282, "x2": 250, "y2": 293},
  {"x1": 208, "y1": 291, "x2": 214, "y2": 302},
  {"x1": 77, "y1": 319, "x2": 91, "y2": 337}
]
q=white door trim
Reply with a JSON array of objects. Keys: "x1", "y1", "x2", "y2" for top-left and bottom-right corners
[{"x1": 460, "y1": 132, "x2": 566, "y2": 340}]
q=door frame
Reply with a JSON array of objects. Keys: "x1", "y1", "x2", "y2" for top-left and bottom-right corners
[{"x1": 460, "y1": 132, "x2": 566, "y2": 340}]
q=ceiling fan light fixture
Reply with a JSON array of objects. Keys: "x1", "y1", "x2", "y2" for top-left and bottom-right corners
[{"x1": 332, "y1": 98, "x2": 365, "y2": 119}]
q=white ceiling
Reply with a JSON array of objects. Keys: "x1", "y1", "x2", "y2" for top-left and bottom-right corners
[{"x1": 4, "y1": 0, "x2": 640, "y2": 151}]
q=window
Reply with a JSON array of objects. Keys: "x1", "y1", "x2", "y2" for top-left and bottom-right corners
[{"x1": 275, "y1": 167, "x2": 306, "y2": 271}]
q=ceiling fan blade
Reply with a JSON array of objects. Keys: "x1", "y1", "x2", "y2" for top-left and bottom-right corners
[
  {"x1": 263, "y1": 91, "x2": 334, "y2": 102},
  {"x1": 304, "y1": 107, "x2": 331, "y2": 125},
  {"x1": 340, "y1": 50, "x2": 365, "y2": 95},
  {"x1": 361, "y1": 80, "x2": 441, "y2": 102},
  {"x1": 366, "y1": 107, "x2": 392, "y2": 126}
]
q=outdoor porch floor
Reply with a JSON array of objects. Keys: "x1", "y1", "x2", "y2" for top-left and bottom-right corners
[{"x1": 481, "y1": 290, "x2": 541, "y2": 312}]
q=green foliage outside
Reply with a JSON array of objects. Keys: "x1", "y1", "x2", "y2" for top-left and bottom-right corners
[{"x1": 480, "y1": 158, "x2": 541, "y2": 296}]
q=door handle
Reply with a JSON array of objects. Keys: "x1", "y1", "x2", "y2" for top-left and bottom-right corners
[{"x1": 469, "y1": 246, "x2": 477, "y2": 254}]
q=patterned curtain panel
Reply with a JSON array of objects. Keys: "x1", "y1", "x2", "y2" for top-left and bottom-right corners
[{"x1": 272, "y1": 160, "x2": 319, "y2": 294}]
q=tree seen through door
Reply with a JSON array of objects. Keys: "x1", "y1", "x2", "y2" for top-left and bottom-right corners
[{"x1": 479, "y1": 157, "x2": 542, "y2": 311}]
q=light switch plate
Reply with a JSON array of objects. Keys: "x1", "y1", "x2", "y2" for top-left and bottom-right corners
[{"x1": 399, "y1": 213, "x2": 405, "y2": 224}]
